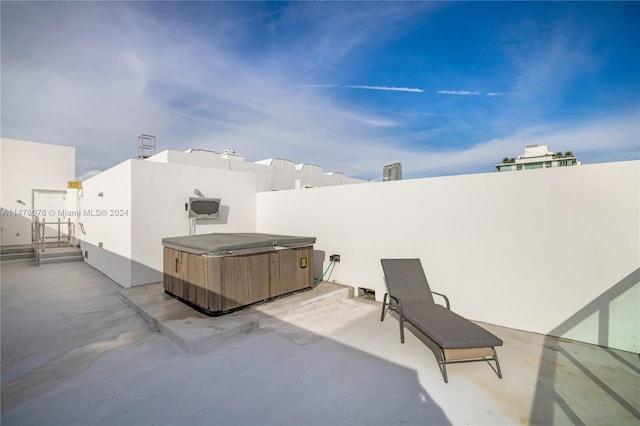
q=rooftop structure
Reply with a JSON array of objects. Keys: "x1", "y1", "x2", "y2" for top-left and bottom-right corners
[
  {"x1": 137, "y1": 134, "x2": 156, "y2": 159},
  {"x1": 383, "y1": 162, "x2": 403, "y2": 181},
  {"x1": 0, "y1": 138, "x2": 364, "y2": 287},
  {"x1": 496, "y1": 144, "x2": 580, "y2": 172},
  {"x1": 0, "y1": 138, "x2": 76, "y2": 247}
]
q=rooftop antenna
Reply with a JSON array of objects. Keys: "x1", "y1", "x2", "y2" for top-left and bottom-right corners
[{"x1": 138, "y1": 134, "x2": 156, "y2": 159}]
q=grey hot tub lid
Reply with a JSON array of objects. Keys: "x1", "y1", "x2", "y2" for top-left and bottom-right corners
[
  {"x1": 230, "y1": 233, "x2": 316, "y2": 247},
  {"x1": 161, "y1": 232, "x2": 315, "y2": 256}
]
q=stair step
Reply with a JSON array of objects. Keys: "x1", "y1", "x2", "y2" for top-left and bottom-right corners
[
  {"x1": 38, "y1": 247, "x2": 83, "y2": 265},
  {"x1": 0, "y1": 245, "x2": 34, "y2": 255},
  {"x1": 1, "y1": 252, "x2": 36, "y2": 261},
  {"x1": 39, "y1": 249, "x2": 83, "y2": 259},
  {"x1": 39, "y1": 255, "x2": 84, "y2": 265}
]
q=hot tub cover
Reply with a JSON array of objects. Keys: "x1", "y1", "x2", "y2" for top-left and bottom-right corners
[{"x1": 162, "y1": 232, "x2": 316, "y2": 256}]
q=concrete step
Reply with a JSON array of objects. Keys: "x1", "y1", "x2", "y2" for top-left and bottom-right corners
[
  {"x1": 1, "y1": 245, "x2": 35, "y2": 260},
  {"x1": 0, "y1": 244, "x2": 34, "y2": 254},
  {"x1": 39, "y1": 255, "x2": 84, "y2": 264},
  {"x1": 39, "y1": 247, "x2": 82, "y2": 258},
  {"x1": 118, "y1": 281, "x2": 353, "y2": 353},
  {"x1": 38, "y1": 247, "x2": 83, "y2": 264},
  {"x1": 1, "y1": 251, "x2": 35, "y2": 261}
]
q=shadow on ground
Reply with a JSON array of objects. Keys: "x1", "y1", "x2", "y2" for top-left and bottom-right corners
[
  {"x1": 1, "y1": 259, "x2": 450, "y2": 425},
  {"x1": 530, "y1": 268, "x2": 640, "y2": 424}
]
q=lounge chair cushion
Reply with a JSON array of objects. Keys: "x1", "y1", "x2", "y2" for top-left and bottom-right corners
[{"x1": 402, "y1": 304, "x2": 503, "y2": 349}]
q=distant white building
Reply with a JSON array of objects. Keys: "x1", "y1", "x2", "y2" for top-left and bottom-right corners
[{"x1": 496, "y1": 144, "x2": 580, "y2": 172}]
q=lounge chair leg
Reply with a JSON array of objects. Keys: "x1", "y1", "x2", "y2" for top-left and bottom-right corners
[
  {"x1": 440, "y1": 351, "x2": 448, "y2": 383},
  {"x1": 492, "y1": 347, "x2": 503, "y2": 379},
  {"x1": 397, "y1": 303, "x2": 405, "y2": 343},
  {"x1": 380, "y1": 293, "x2": 388, "y2": 321}
]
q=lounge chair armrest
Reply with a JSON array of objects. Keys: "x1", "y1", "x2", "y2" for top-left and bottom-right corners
[
  {"x1": 388, "y1": 294, "x2": 403, "y2": 309},
  {"x1": 432, "y1": 291, "x2": 450, "y2": 310},
  {"x1": 388, "y1": 294, "x2": 405, "y2": 313}
]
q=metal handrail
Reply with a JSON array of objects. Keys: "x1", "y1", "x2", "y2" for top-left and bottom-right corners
[
  {"x1": 34, "y1": 220, "x2": 42, "y2": 265},
  {"x1": 33, "y1": 218, "x2": 75, "y2": 266}
]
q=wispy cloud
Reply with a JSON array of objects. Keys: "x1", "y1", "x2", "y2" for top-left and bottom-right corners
[
  {"x1": 274, "y1": 2, "x2": 434, "y2": 71},
  {"x1": 1, "y1": 2, "x2": 408, "y2": 178},
  {"x1": 436, "y1": 90, "x2": 505, "y2": 97},
  {"x1": 437, "y1": 90, "x2": 481, "y2": 96},
  {"x1": 301, "y1": 84, "x2": 424, "y2": 93},
  {"x1": 499, "y1": 18, "x2": 596, "y2": 106},
  {"x1": 1, "y1": 2, "x2": 636, "y2": 181}
]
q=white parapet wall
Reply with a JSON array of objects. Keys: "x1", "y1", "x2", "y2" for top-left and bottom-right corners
[
  {"x1": 256, "y1": 161, "x2": 640, "y2": 352},
  {"x1": 80, "y1": 158, "x2": 272, "y2": 287},
  {"x1": 128, "y1": 158, "x2": 273, "y2": 286},
  {"x1": 79, "y1": 149, "x2": 364, "y2": 288},
  {"x1": 0, "y1": 138, "x2": 76, "y2": 247},
  {"x1": 80, "y1": 160, "x2": 133, "y2": 285}
]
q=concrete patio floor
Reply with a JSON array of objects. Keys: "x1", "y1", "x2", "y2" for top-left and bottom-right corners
[{"x1": 1, "y1": 258, "x2": 639, "y2": 425}]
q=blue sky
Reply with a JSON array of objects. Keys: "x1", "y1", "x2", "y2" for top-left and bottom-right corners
[{"x1": 2, "y1": 1, "x2": 638, "y2": 180}]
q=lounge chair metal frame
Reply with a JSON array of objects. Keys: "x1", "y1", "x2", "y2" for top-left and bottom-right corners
[{"x1": 380, "y1": 258, "x2": 503, "y2": 383}]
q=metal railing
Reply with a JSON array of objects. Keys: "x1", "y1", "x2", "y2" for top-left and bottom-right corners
[{"x1": 33, "y1": 218, "x2": 75, "y2": 265}]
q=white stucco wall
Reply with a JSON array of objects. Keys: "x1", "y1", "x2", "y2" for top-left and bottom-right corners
[
  {"x1": 80, "y1": 156, "x2": 268, "y2": 287},
  {"x1": 80, "y1": 160, "x2": 133, "y2": 286},
  {"x1": 256, "y1": 161, "x2": 640, "y2": 352},
  {"x1": 129, "y1": 159, "x2": 272, "y2": 286},
  {"x1": 0, "y1": 138, "x2": 75, "y2": 246},
  {"x1": 78, "y1": 149, "x2": 364, "y2": 288}
]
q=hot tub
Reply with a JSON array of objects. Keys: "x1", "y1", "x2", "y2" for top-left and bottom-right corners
[{"x1": 162, "y1": 233, "x2": 316, "y2": 315}]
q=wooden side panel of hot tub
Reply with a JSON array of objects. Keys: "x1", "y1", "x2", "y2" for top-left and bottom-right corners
[
  {"x1": 163, "y1": 246, "x2": 314, "y2": 315},
  {"x1": 270, "y1": 246, "x2": 313, "y2": 297},
  {"x1": 218, "y1": 252, "x2": 271, "y2": 311},
  {"x1": 163, "y1": 248, "x2": 184, "y2": 298},
  {"x1": 185, "y1": 252, "x2": 209, "y2": 310},
  {"x1": 164, "y1": 248, "x2": 220, "y2": 311}
]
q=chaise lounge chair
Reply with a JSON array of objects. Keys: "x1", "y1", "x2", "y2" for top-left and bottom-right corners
[{"x1": 380, "y1": 258, "x2": 503, "y2": 383}]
